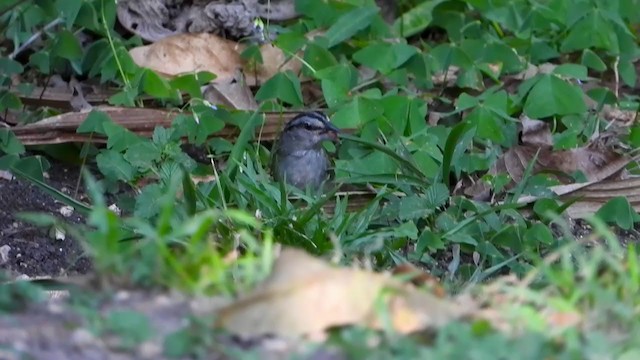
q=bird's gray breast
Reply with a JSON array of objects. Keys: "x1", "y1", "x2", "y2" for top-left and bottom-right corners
[{"x1": 275, "y1": 149, "x2": 329, "y2": 190}]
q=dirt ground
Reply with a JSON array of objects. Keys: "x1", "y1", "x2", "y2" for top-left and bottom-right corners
[{"x1": 0, "y1": 160, "x2": 92, "y2": 278}]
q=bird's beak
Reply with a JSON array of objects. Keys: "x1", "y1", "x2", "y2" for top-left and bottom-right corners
[{"x1": 324, "y1": 122, "x2": 340, "y2": 142}]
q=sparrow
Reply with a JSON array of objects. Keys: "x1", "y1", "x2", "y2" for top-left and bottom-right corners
[{"x1": 271, "y1": 111, "x2": 340, "y2": 191}]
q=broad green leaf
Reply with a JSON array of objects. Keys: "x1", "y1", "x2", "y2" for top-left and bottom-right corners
[
  {"x1": 524, "y1": 223, "x2": 554, "y2": 245},
  {"x1": 596, "y1": 197, "x2": 640, "y2": 230},
  {"x1": 134, "y1": 183, "x2": 164, "y2": 218},
  {"x1": 394, "y1": 0, "x2": 445, "y2": 37},
  {"x1": 332, "y1": 97, "x2": 384, "y2": 128},
  {"x1": 581, "y1": 49, "x2": 607, "y2": 72},
  {"x1": 415, "y1": 229, "x2": 444, "y2": 253},
  {"x1": 467, "y1": 107, "x2": 505, "y2": 143},
  {"x1": 425, "y1": 183, "x2": 450, "y2": 209},
  {"x1": 143, "y1": 69, "x2": 172, "y2": 99},
  {"x1": 53, "y1": 29, "x2": 83, "y2": 60},
  {"x1": 317, "y1": 64, "x2": 354, "y2": 107},
  {"x1": 552, "y1": 64, "x2": 588, "y2": 80},
  {"x1": 56, "y1": 0, "x2": 83, "y2": 29},
  {"x1": 77, "y1": 110, "x2": 113, "y2": 134},
  {"x1": 274, "y1": 31, "x2": 307, "y2": 55},
  {"x1": 586, "y1": 87, "x2": 617, "y2": 106},
  {"x1": 303, "y1": 43, "x2": 337, "y2": 74},
  {"x1": 618, "y1": 59, "x2": 637, "y2": 87},
  {"x1": 29, "y1": 51, "x2": 50, "y2": 73},
  {"x1": 630, "y1": 126, "x2": 640, "y2": 148},
  {"x1": 96, "y1": 150, "x2": 136, "y2": 182},
  {"x1": 124, "y1": 142, "x2": 160, "y2": 170},
  {"x1": 431, "y1": 43, "x2": 474, "y2": 71},
  {"x1": 0, "y1": 129, "x2": 25, "y2": 155},
  {"x1": 441, "y1": 121, "x2": 473, "y2": 186},
  {"x1": 103, "y1": 122, "x2": 143, "y2": 152},
  {"x1": 352, "y1": 42, "x2": 418, "y2": 74},
  {"x1": 523, "y1": 74, "x2": 587, "y2": 118},
  {"x1": 399, "y1": 195, "x2": 432, "y2": 220},
  {"x1": 393, "y1": 221, "x2": 419, "y2": 239},
  {"x1": 0, "y1": 91, "x2": 22, "y2": 112},
  {"x1": 11, "y1": 156, "x2": 50, "y2": 183},
  {"x1": 0, "y1": 57, "x2": 24, "y2": 76},
  {"x1": 255, "y1": 71, "x2": 303, "y2": 106},
  {"x1": 191, "y1": 105, "x2": 226, "y2": 144},
  {"x1": 456, "y1": 93, "x2": 479, "y2": 111},
  {"x1": 561, "y1": 12, "x2": 619, "y2": 53},
  {"x1": 169, "y1": 73, "x2": 209, "y2": 99},
  {"x1": 76, "y1": 2, "x2": 99, "y2": 30},
  {"x1": 325, "y1": 6, "x2": 379, "y2": 48}
]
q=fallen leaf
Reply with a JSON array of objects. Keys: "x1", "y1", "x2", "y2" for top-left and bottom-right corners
[
  {"x1": 215, "y1": 247, "x2": 470, "y2": 339},
  {"x1": 128, "y1": 33, "x2": 305, "y2": 86},
  {"x1": 466, "y1": 116, "x2": 631, "y2": 199}
]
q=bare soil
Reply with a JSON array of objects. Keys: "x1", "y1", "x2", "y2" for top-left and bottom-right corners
[{"x1": 0, "y1": 160, "x2": 92, "y2": 277}]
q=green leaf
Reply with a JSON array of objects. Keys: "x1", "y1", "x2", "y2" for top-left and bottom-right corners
[
  {"x1": 190, "y1": 105, "x2": 226, "y2": 144},
  {"x1": 143, "y1": 69, "x2": 172, "y2": 99},
  {"x1": 399, "y1": 195, "x2": 433, "y2": 220},
  {"x1": 11, "y1": 156, "x2": 49, "y2": 183},
  {"x1": 77, "y1": 110, "x2": 112, "y2": 134},
  {"x1": 630, "y1": 126, "x2": 640, "y2": 148},
  {"x1": 586, "y1": 87, "x2": 617, "y2": 106},
  {"x1": 441, "y1": 121, "x2": 472, "y2": 186},
  {"x1": 96, "y1": 150, "x2": 136, "y2": 182},
  {"x1": 425, "y1": 182, "x2": 449, "y2": 209},
  {"x1": 274, "y1": 31, "x2": 307, "y2": 55},
  {"x1": 56, "y1": 0, "x2": 83, "y2": 29},
  {"x1": 134, "y1": 183, "x2": 164, "y2": 218},
  {"x1": 0, "y1": 57, "x2": 24, "y2": 76},
  {"x1": 29, "y1": 51, "x2": 50, "y2": 73},
  {"x1": 255, "y1": 71, "x2": 303, "y2": 106},
  {"x1": 352, "y1": 42, "x2": 418, "y2": 74},
  {"x1": 466, "y1": 107, "x2": 505, "y2": 143},
  {"x1": 393, "y1": 221, "x2": 419, "y2": 240},
  {"x1": 561, "y1": 12, "x2": 618, "y2": 53},
  {"x1": 524, "y1": 223, "x2": 554, "y2": 245},
  {"x1": 169, "y1": 74, "x2": 201, "y2": 99},
  {"x1": 523, "y1": 74, "x2": 587, "y2": 118},
  {"x1": 552, "y1": 64, "x2": 588, "y2": 80},
  {"x1": 316, "y1": 64, "x2": 356, "y2": 107},
  {"x1": 124, "y1": 142, "x2": 160, "y2": 170},
  {"x1": 0, "y1": 91, "x2": 22, "y2": 112},
  {"x1": 596, "y1": 197, "x2": 640, "y2": 230},
  {"x1": 0, "y1": 129, "x2": 25, "y2": 155},
  {"x1": 618, "y1": 59, "x2": 637, "y2": 87},
  {"x1": 581, "y1": 49, "x2": 607, "y2": 72},
  {"x1": 332, "y1": 97, "x2": 384, "y2": 128},
  {"x1": 104, "y1": 122, "x2": 144, "y2": 152},
  {"x1": 415, "y1": 229, "x2": 444, "y2": 253},
  {"x1": 393, "y1": 0, "x2": 445, "y2": 37},
  {"x1": 325, "y1": 6, "x2": 379, "y2": 48},
  {"x1": 53, "y1": 29, "x2": 83, "y2": 60},
  {"x1": 303, "y1": 43, "x2": 337, "y2": 73}
]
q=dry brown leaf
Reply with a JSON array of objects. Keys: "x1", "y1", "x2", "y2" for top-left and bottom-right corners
[
  {"x1": 129, "y1": 33, "x2": 304, "y2": 86},
  {"x1": 215, "y1": 248, "x2": 470, "y2": 339},
  {"x1": 466, "y1": 117, "x2": 630, "y2": 199},
  {"x1": 203, "y1": 70, "x2": 258, "y2": 110}
]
